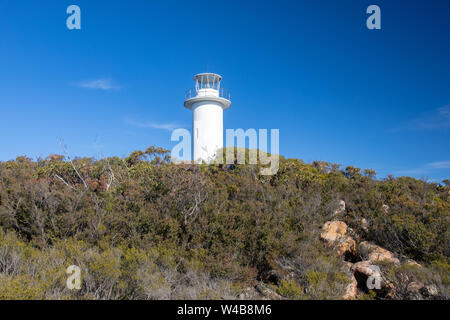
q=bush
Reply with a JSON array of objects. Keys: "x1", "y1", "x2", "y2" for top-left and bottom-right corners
[
  {"x1": 0, "y1": 147, "x2": 447, "y2": 299},
  {"x1": 275, "y1": 279, "x2": 304, "y2": 299}
]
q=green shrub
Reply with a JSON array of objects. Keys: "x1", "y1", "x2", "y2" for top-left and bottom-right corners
[
  {"x1": 275, "y1": 279, "x2": 304, "y2": 299},
  {"x1": 0, "y1": 147, "x2": 447, "y2": 299}
]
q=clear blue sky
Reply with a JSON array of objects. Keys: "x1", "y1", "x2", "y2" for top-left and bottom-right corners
[{"x1": 1, "y1": 0, "x2": 449, "y2": 181}]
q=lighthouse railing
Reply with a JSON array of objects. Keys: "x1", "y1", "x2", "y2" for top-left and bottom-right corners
[{"x1": 185, "y1": 88, "x2": 231, "y2": 101}]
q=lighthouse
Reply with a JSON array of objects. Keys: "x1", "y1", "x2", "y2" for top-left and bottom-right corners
[{"x1": 184, "y1": 73, "x2": 231, "y2": 163}]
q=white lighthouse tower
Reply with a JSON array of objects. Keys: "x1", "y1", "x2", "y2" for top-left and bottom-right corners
[{"x1": 184, "y1": 73, "x2": 231, "y2": 163}]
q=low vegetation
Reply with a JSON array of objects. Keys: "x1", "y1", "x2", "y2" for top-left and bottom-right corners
[{"x1": 0, "y1": 147, "x2": 448, "y2": 299}]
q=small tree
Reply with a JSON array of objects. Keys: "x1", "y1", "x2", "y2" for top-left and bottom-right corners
[{"x1": 363, "y1": 169, "x2": 377, "y2": 179}]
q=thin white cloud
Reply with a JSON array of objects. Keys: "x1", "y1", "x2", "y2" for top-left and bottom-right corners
[
  {"x1": 76, "y1": 78, "x2": 121, "y2": 90},
  {"x1": 428, "y1": 160, "x2": 450, "y2": 169},
  {"x1": 409, "y1": 105, "x2": 450, "y2": 131},
  {"x1": 125, "y1": 119, "x2": 182, "y2": 131},
  {"x1": 390, "y1": 105, "x2": 450, "y2": 132},
  {"x1": 394, "y1": 169, "x2": 428, "y2": 176},
  {"x1": 394, "y1": 160, "x2": 450, "y2": 176}
]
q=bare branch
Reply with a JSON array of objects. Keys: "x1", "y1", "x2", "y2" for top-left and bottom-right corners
[
  {"x1": 58, "y1": 138, "x2": 88, "y2": 189},
  {"x1": 54, "y1": 174, "x2": 74, "y2": 189},
  {"x1": 94, "y1": 138, "x2": 116, "y2": 191}
]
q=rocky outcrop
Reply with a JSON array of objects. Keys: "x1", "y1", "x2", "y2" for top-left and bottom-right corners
[
  {"x1": 320, "y1": 221, "x2": 347, "y2": 241},
  {"x1": 318, "y1": 220, "x2": 431, "y2": 299},
  {"x1": 351, "y1": 260, "x2": 383, "y2": 289},
  {"x1": 358, "y1": 241, "x2": 400, "y2": 265},
  {"x1": 342, "y1": 274, "x2": 358, "y2": 299},
  {"x1": 403, "y1": 258, "x2": 422, "y2": 268},
  {"x1": 315, "y1": 220, "x2": 441, "y2": 300},
  {"x1": 351, "y1": 260, "x2": 373, "y2": 276},
  {"x1": 407, "y1": 281, "x2": 425, "y2": 300},
  {"x1": 405, "y1": 282, "x2": 440, "y2": 299},
  {"x1": 351, "y1": 260, "x2": 395, "y2": 297},
  {"x1": 320, "y1": 221, "x2": 356, "y2": 258},
  {"x1": 421, "y1": 284, "x2": 439, "y2": 298}
]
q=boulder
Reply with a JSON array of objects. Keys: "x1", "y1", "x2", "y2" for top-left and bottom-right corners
[
  {"x1": 407, "y1": 281, "x2": 425, "y2": 300},
  {"x1": 403, "y1": 259, "x2": 422, "y2": 268},
  {"x1": 420, "y1": 284, "x2": 439, "y2": 298},
  {"x1": 351, "y1": 260, "x2": 374, "y2": 276},
  {"x1": 407, "y1": 281, "x2": 424, "y2": 292},
  {"x1": 382, "y1": 204, "x2": 389, "y2": 213},
  {"x1": 358, "y1": 241, "x2": 400, "y2": 265},
  {"x1": 320, "y1": 221, "x2": 356, "y2": 258},
  {"x1": 351, "y1": 261, "x2": 394, "y2": 296},
  {"x1": 342, "y1": 274, "x2": 358, "y2": 300},
  {"x1": 321, "y1": 221, "x2": 347, "y2": 241}
]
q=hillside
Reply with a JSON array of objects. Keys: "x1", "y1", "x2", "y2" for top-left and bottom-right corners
[{"x1": 0, "y1": 146, "x2": 448, "y2": 300}]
